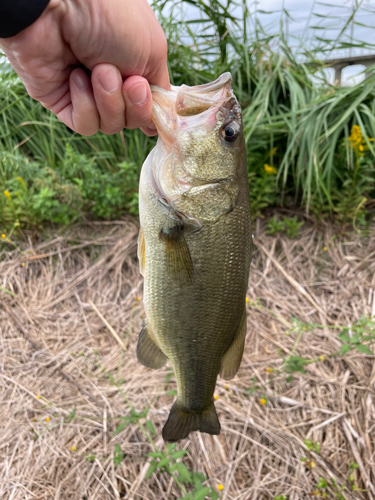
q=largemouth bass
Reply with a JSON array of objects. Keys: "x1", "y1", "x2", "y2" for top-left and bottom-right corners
[{"x1": 137, "y1": 73, "x2": 252, "y2": 442}]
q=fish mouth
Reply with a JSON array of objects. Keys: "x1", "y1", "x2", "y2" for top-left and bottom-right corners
[
  {"x1": 150, "y1": 73, "x2": 241, "y2": 225},
  {"x1": 150, "y1": 72, "x2": 235, "y2": 140}
]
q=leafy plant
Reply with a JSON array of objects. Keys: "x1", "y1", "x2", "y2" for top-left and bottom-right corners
[
  {"x1": 146, "y1": 445, "x2": 219, "y2": 500},
  {"x1": 266, "y1": 216, "x2": 285, "y2": 235},
  {"x1": 266, "y1": 215, "x2": 304, "y2": 238},
  {"x1": 312, "y1": 470, "x2": 360, "y2": 500},
  {"x1": 113, "y1": 443, "x2": 124, "y2": 467},
  {"x1": 338, "y1": 316, "x2": 375, "y2": 356},
  {"x1": 0, "y1": 147, "x2": 141, "y2": 230},
  {"x1": 249, "y1": 172, "x2": 280, "y2": 219},
  {"x1": 283, "y1": 216, "x2": 304, "y2": 238},
  {"x1": 304, "y1": 439, "x2": 320, "y2": 454}
]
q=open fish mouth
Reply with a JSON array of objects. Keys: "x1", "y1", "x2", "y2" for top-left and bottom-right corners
[{"x1": 150, "y1": 72, "x2": 236, "y2": 140}]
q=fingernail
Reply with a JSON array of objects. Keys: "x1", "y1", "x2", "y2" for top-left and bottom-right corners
[
  {"x1": 74, "y1": 72, "x2": 88, "y2": 90},
  {"x1": 148, "y1": 122, "x2": 157, "y2": 131},
  {"x1": 128, "y1": 83, "x2": 148, "y2": 106},
  {"x1": 99, "y1": 69, "x2": 120, "y2": 93}
]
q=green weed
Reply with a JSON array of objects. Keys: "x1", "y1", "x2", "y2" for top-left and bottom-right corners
[
  {"x1": 146, "y1": 445, "x2": 219, "y2": 500},
  {"x1": 300, "y1": 439, "x2": 320, "y2": 469},
  {"x1": 244, "y1": 305, "x2": 375, "y2": 389},
  {"x1": 266, "y1": 215, "x2": 304, "y2": 238},
  {"x1": 312, "y1": 461, "x2": 360, "y2": 499},
  {"x1": 0, "y1": 147, "x2": 140, "y2": 230},
  {"x1": 338, "y1": 316, "x2": 375, "y2": 356},
  {"x1": 266, "y1": 216, "x2": 285, "y2": 235}
]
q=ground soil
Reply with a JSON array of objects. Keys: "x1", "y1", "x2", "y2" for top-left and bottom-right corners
[{"x1": 1, "y1": 216, "x2": 375, "y2": 500}]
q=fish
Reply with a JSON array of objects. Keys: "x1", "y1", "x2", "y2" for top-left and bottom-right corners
[{"x1": 137, "y1": 72, "x2": 252, "y2": 442}]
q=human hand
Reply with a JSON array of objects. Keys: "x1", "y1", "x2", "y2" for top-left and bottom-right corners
[{"x1": 0, "y1": 0, "x2": 169, "y2": 136}]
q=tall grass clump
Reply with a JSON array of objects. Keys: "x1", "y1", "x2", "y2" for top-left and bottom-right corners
[{"x1": 1, "y1": 0, "x2": 375, "y2": 230}]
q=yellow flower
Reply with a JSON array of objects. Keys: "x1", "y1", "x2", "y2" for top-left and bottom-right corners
[
  {"x1": 350, "y1": 125, "x2": 361, "y2": 137},
  {"x1": 245, "y1": 297, "x2": 249, "y2": 303},
  {"x1": 1, "y1": 234, "x2": 5, "y2": 239},
  {"x1": 347, "y1": 125, "x2": 372, "y2": 156},
  {"x1": 271, "y1": 147, "x2": 278, "y2": 155},
  {"x1": 135, "y1": 296, "x2": 141, "y2": 302},
  {"x1": 218, "y1": 484, "x2": 224, "y2": 491},
  {"x1": 319, "y1": 355, "x2": 325, "y2": 361},
  {"x1": 260, "y1": 398, "x2": 267, "y2": 405},
  {"x1": 224, "y1": 385, "x2": 229, "y2": 390},
  {"x1": 310, "y1": 461, "x2": 316, "y2": 468},
  {"x1": 264, "y1": 164, "x2": 277, "y2": 175},
  {"x1": 71, "y1": 446, "x2": 76, "y2": 452},
  {"x1": 266, "y1": 367, "x2": 273, "y2": 373},
  {"x1": 214, "y1": 395, "x2": 219, "y2": 400},
  {"x1": 45, "y1": 417, "x2": 50, "y2": 422},
  {"x1": 4, "y1": 191, "x2": 12, "y2": 200},
  {"x1": 21, "y1": 262, "x2": 25, "y2": 267},
  {"x1": 36, "y1": 395, "x2": 41, "y2": 400},
  {"x1": 323, "y1": 247, "x2": 327, "y2": 251}
]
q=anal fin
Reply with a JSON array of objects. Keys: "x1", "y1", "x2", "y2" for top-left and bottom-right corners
[
  {"x1": 136, "y1": 322, "x2": 168, "y2": 369},
  {"x1": 220, "y1": 309, "x2": 247, "y2": 380}
]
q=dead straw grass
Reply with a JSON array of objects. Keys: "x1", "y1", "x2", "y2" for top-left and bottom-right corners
[{"x1": 1, "y1": 216, "x2": 375, "y2": 500}]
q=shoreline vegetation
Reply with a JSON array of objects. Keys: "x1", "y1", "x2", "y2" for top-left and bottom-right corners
[{"x1": 1, "y1": 0, "x2": 374, "y2": 234}]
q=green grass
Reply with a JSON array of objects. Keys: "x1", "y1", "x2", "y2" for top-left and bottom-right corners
[{"x1": 1, "y1": 0, "x2": 375, "y2": 231}]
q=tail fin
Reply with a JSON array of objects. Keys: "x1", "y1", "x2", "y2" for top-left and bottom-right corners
[{"x1": 162, "y1": 401, "x2": 220, "y2": 442}]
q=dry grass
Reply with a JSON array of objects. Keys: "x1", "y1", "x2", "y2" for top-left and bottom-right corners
[{"x1": 1, "y1": 215, "x2": 375, "y2": 500}]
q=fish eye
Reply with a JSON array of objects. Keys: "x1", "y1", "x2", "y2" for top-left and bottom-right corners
[{"x1": 222, "y1": 123, "x2": 239, "y2": 143}]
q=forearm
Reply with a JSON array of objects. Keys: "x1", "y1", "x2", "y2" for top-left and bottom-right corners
[{"x1": 0, "y1": 0, "x2": 50, "y2": 38}]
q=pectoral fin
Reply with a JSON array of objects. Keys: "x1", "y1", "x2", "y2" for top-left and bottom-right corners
[
  {"x1": 137, "y1": 228, "x2": 146, "y2": 277},
  {"x1": 220, "y1": 309, "x2": 247, "y2": 380},
  {"x1": 136, "y1": 323, "x2": 168, "y2": 369},
  {"x1": 160, "y1": 224, "x2": 193, "y2": 283}
]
